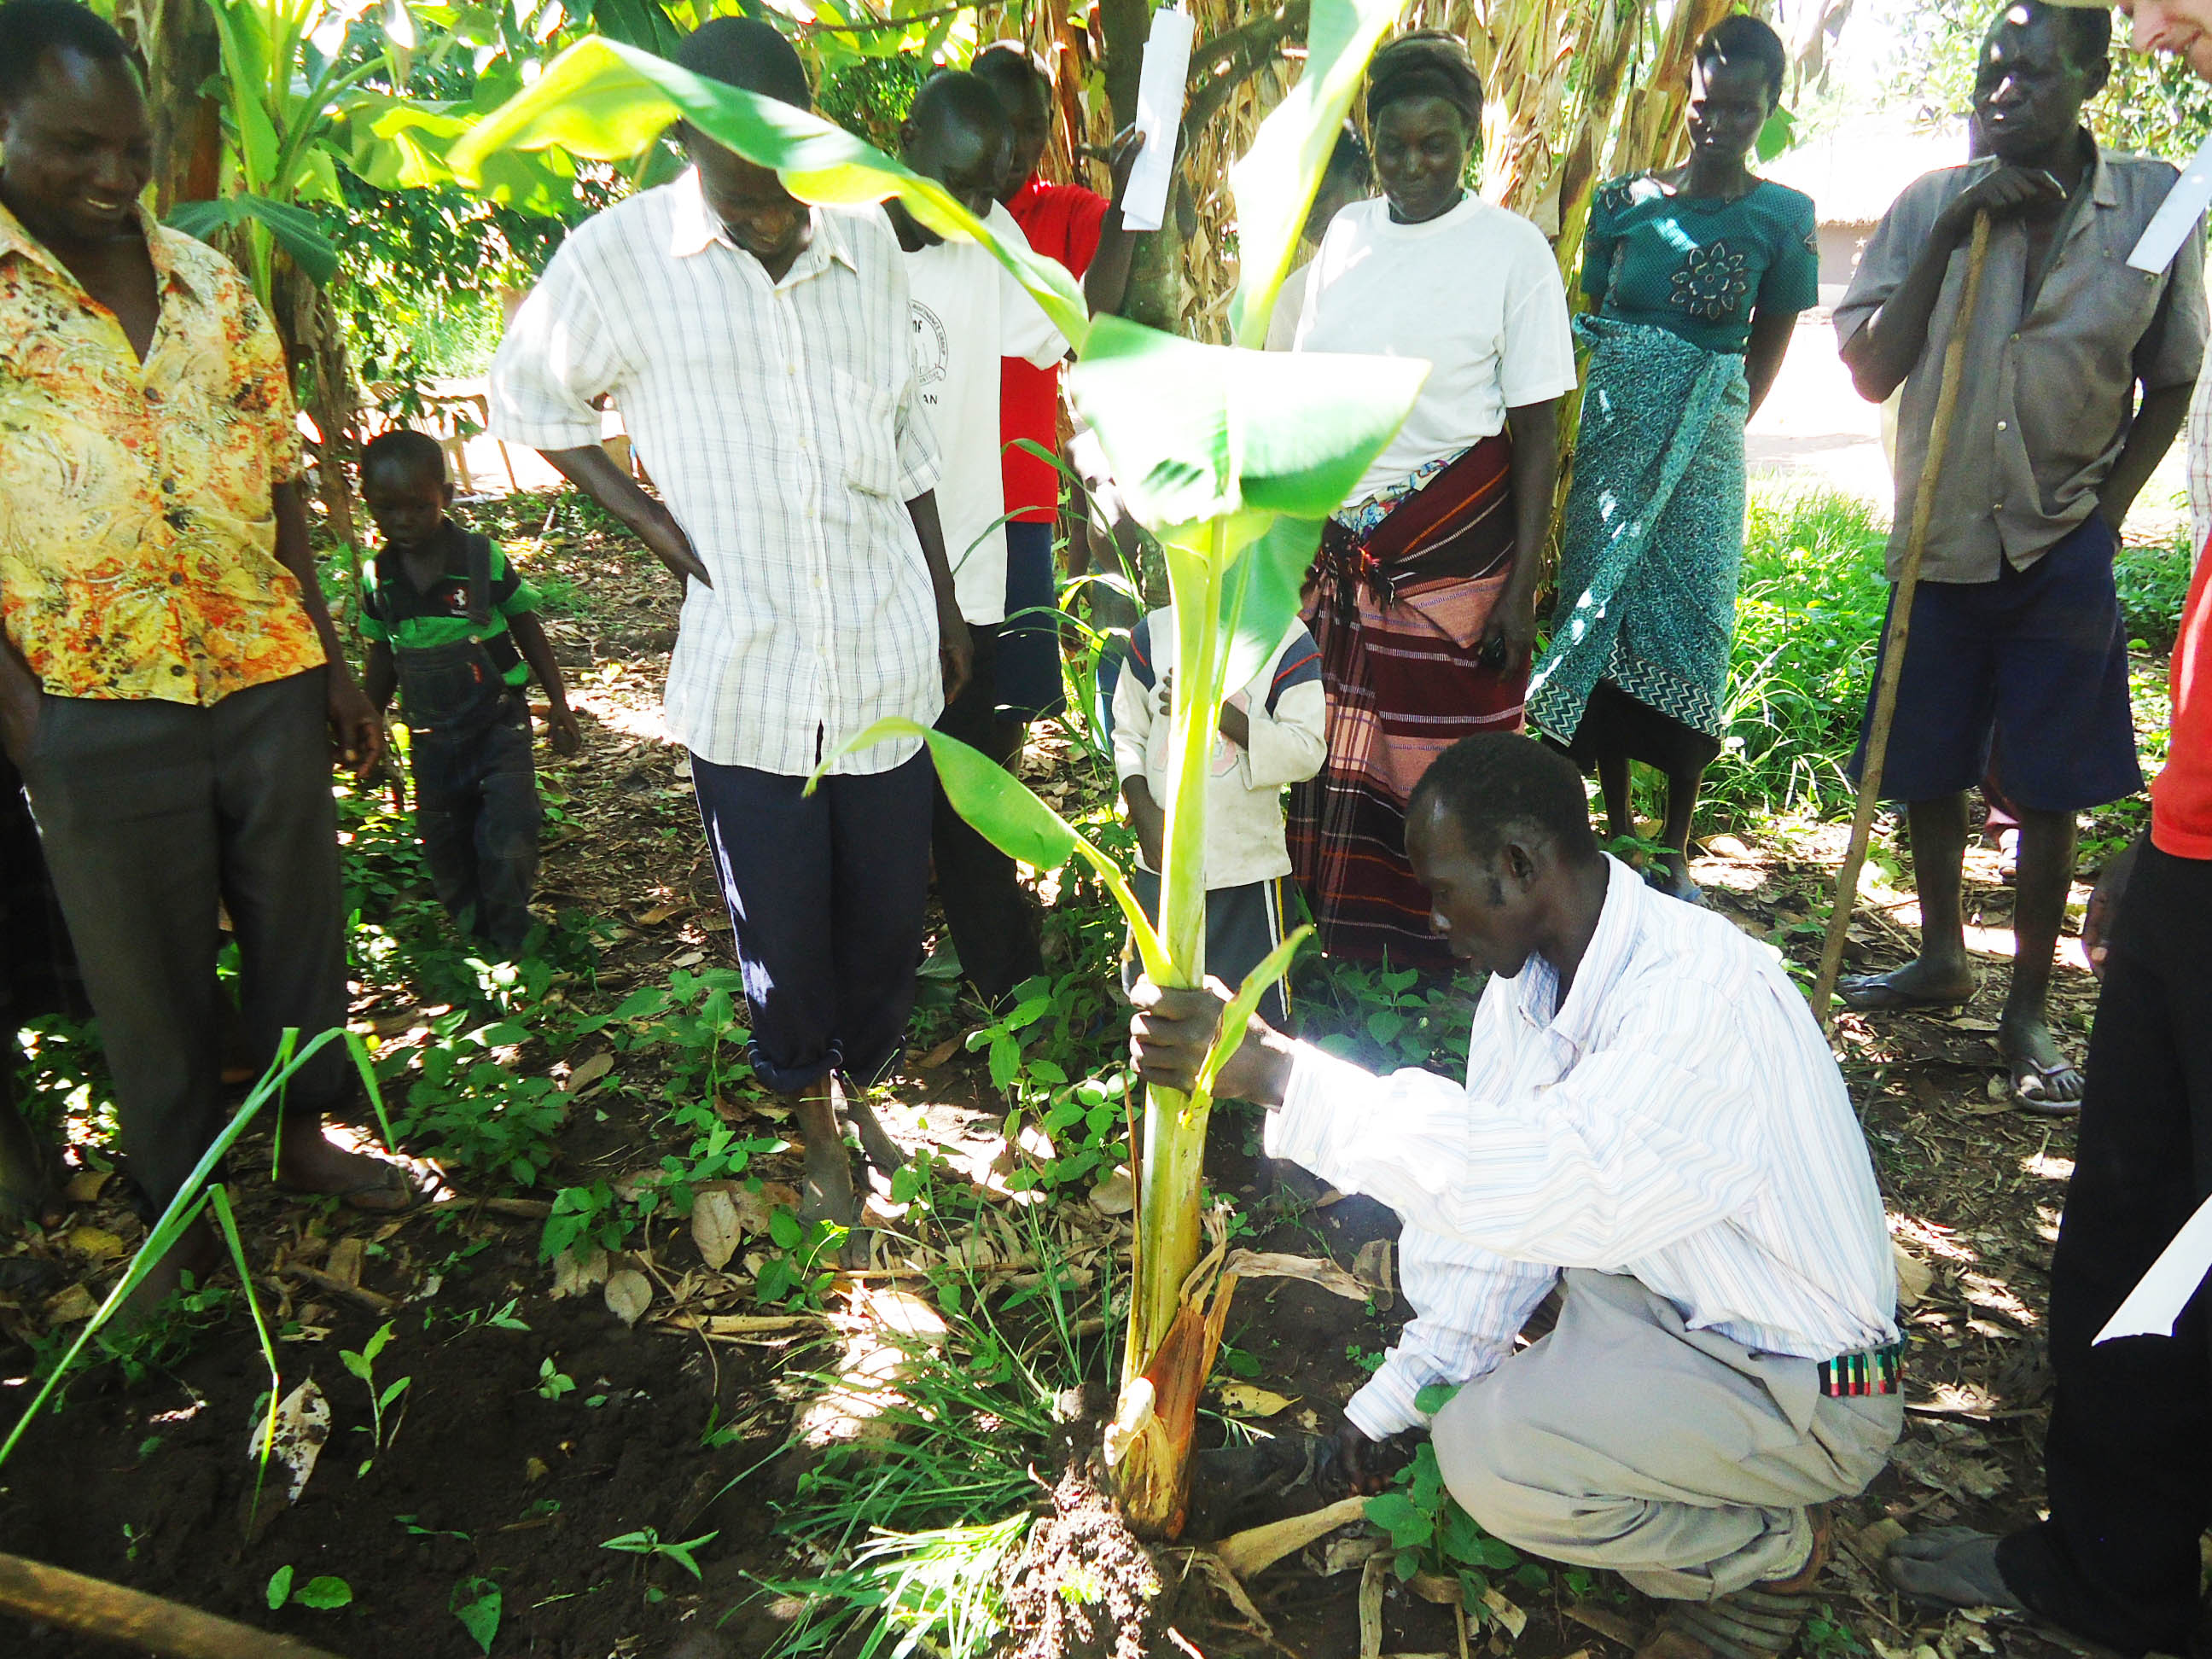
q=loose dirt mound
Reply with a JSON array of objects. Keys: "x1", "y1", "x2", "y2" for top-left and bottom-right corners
[{"x1": 998, "y1": 1470, "x2": 1163, "y2": 1659}]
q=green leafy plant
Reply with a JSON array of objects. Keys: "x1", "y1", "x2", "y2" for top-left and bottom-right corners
[
  {"x1": 265, "y1": 1564, "x2": 354, "y2": 1610},
  {"x1": 601, "y1": 1527, "x2": 719, "y2": 1580},
  {"x1": 340, "y1": 1320, "x2": 411, "y2": 1477},
  {"x1": 755, "y1": 1210, "x2": 845, "y2": 1307},
  {"x1": 536, "y1": 1358, "x2": 576, "y2": 1402},
  {"x1": 451, "y1": 1575, "x2": 502, "y2": 1655},
  {"x1": 1365, "y1": 1401, "x2": 1549, "y2": 1619},
  {"x1": 451, "y1": 0, "x2": 1414, "y2": 1538}
]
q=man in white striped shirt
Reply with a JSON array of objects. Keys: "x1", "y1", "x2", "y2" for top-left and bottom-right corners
[
  {"x1": 490, "y1": 18, "x2": 969, "y2": 1232},
  {"x1": 1133, "y1": 736, "x2": 1901, "y2": 1652}
]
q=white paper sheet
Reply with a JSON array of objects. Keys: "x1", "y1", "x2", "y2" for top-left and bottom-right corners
[
  {"x1": 1122, "y1": 6, "x2": 1194, "y2": 235},
  {"x1": 2128, "y1": 131, "x2": 2212, "y2": 273},
  {"x1": 2094, "y1": 1188, "x2": 2212, "y2": 1343}
]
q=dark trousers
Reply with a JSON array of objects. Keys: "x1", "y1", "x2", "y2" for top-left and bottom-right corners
[
  {"x1": 412, "y1": 698, "x2": 541, "y2": 957},
  {"x1": 1997, "y1": 843, "x2": 2212, "y2": 1655},
  {"x1": 693, "y1": 748, "x2": 933, "y2": 1095},
  {"x1": 16, "y1": 672, "x2": 354, "y2": 1208},
  {"x1": 933, "y1": 624, "x2": 1042, "y2": 1004}
]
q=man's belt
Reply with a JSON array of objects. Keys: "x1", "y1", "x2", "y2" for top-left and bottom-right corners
[{"x1": 1818, "y1": 1338, "x2": 1904, "y2": 1398}]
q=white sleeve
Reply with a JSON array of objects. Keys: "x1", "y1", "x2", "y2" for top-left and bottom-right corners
[
  {"x1": 1494, "y1": 220, "x2": 1580, "y2": 409},
  {"x1": 998, "y1": 263, "x2": 1068, "y2": 369},
  {"x1": 489, "y1": 243, "x2": 626, "y2": 451},
  {"x1": 1111, "y1": 649, "x2": 1153, "y2": 788},
  {"x1": 1265, "y1": 1005, "x2": 1767, "y2": 1266},
  {"x1": 1347, "y1": 1236, "x2": 1558, "y2": 1439},
  {"x1": 1240, "y1": 678, "x2": 1326, "y2": 788}
]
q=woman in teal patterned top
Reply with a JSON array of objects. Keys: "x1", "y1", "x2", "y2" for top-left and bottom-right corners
[{"x1": 1527, "y1": 15, "x2": 1819, "y2": 902}]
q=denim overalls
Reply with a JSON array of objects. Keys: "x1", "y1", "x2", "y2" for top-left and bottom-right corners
[{"x1": 394, "y1": 534, "x2": 542, "y2": 957}]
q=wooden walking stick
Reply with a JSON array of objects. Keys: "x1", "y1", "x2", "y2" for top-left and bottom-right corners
[
  {"x1": 0, "y1": 1551, "x2": 346, "y2": 1659},
  {"x1": 1809, "y1": 212, "x2": 1994, "y2": 1028}
]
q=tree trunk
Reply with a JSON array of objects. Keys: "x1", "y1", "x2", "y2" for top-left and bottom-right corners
[
  {"x1": 142, "y1": 0, "x2": 224, "y2": 216},
  {"x1": 273, "y1": 259, "x2": 367, "y2": 624}
]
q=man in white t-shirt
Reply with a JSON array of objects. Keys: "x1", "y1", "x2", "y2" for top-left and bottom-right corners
[{"x1": 887, "y1": 71, "x2": 1068, "y2": 1006}]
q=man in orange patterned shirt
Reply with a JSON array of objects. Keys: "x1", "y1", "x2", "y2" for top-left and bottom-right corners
[{"x1": 0, "y1": 0, "x2": 407, "y2": 1289}]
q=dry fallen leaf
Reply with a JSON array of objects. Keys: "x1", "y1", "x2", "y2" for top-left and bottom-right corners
[
  {"x1": 1352, "y1": 1238, "x2": 1394, "y2": 1303},
  {"x1": 65, "y1": 1226, "x2": 124, "y2": 1260},
  {"x1": 523, "y1": 1457, "x2": 550, "y2": 1483},
  {"x1": 1216, "y1": 1382, "x2": 1297, "y2": 1417},
  {"x1": 603, "y1": 1268, "x2": 652, "y2": 1328},
  {"x1": 690, "y1": 1188, "x2": 742, "y2": 1271},
  {"x1": 325, "y1": 1236, "x2": 365, "y2": 1289},
  {"x1": 61, "y1": 1169, "x2": 111, "y2": 1204},
  {"x1": 917, "y1": 1038, "x2": 960, "y2": 1069},
  {"x1": 247, "y1": 1379, "x2": 331, "y2": 1506},
  {"x1": 1359, "y1": 1555, "x2": 1387, "y2": 1659},
  {"x1": 1088, "y1": 1168, "x2": 1134, "y2": 1215},
  {"x1": 565, "y1": 1052, "x2": 614, "y2": 1096},
  {"x1": 1223, "y1": 1249, "x2": 1370, "y2": 1303},
  {"x1": 550, "y1": 1246, "x2": 609, "y2": 1300},
  {"x1": 43, "y1": 1284, "x2": 97, "y2": 1324},
  {"x1": 637, "y1": 901, "x2": 689, "y2": 925},
  {"x1": 1893, "y1": 1241, "x2": 1934, "y2": 1309}
]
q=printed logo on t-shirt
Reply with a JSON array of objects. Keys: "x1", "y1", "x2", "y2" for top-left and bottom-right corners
[{"x1": 910, "y1": 301, "x2": 950, "y2": 387}]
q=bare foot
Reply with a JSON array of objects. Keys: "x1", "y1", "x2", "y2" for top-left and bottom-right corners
[
  {"x1": 1887, "y1": 1528, "x2": 2023, "y2": 1610},
  {"x1": 1838, "y1": 956, "x2": 1976, "y2": 1012},
  {"x1": 274, "y1": 1121, "x2": 415, "y2": 1211},
  {"x1": 797, "y1": 1134, "x2": 861, "y2": 1230},
  {"x1": 844, "y1": 1097, "x2": 906, "y2": 1177},
  {"x1": 1999, "y1": 1010, "x2": 2083, "y2": 1114}
]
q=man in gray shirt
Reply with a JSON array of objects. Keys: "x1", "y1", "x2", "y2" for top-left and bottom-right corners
[{"x1": 1833, "y1": 0, "x2": 2205, "y2": 1114}]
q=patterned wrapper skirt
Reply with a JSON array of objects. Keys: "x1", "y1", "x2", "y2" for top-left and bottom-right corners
[
  {"x1": 1528, "y1": 314, "x2": 1749, "y2": 775},
  {"x1": 1288, "y1": 430, "x2": 1523, "y2": 966}
]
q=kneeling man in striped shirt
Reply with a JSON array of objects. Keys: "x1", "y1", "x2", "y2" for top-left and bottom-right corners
[{"x1": 1132, "y1": 734, "x2": 1901, "y2": 1658}]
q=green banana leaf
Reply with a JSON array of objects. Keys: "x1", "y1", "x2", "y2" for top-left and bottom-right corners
[
  {"x1": 167, "y1": 194, "x2": 341, "y2": 287},
  {"x1": 1198, "y1": 925, "x2": 1313, "y2": 1097},
  {"x1": 1225, "y1": 0, "x2": 1406, "y2": 348},
  {"x1": 1066, "y1": 316, "x2": 1427, "y2": 538},
  {"x1": 1214, "y1": 511, "x2": 1327, "y2": 695},
  {"x1": 806, "y1": 719, "x2": 1167, "y2": 980},
  {"x1": 448, "y1": 35, "x2": 1088, "y2": 348}
]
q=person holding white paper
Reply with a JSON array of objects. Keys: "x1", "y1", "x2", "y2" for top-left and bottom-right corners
[{"x1": 1886, "y1": 5, "x2": 2212, "y2": 1644}]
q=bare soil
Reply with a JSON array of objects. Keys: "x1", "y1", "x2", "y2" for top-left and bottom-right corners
[{"x1": 0, "y1": 497, "x2": 2130, "y2": 1659}]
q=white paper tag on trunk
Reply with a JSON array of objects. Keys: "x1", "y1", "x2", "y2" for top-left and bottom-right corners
[
  {"x1": 1122, "y1": 7, "x2": 1195, "y2": 234},
  {"x1": 2128, "y1": 131, "x2": 2212, "y2": 273}
]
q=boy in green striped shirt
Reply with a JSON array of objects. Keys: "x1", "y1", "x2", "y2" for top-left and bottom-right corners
[{"x1": 360, "y1": 430, "x2": 579, "y2": 958}]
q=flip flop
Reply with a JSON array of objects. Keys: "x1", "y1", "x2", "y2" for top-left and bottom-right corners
[
  {"x1": 1837, "y1": 973, "x2": 1975, "y2": 1014},
  {"x1": 2009, "y1": 1058, "x2": 2084, "y2": 1117}
]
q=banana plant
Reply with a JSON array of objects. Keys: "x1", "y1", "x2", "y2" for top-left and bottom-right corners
[{"x1": 448, "y1": 0, "x2": 1414, "y2": 1535}]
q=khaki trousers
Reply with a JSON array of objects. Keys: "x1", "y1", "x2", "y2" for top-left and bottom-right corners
[{"x1": 1431, "y1": 1270, "x2": 1901, "y2": 1601}]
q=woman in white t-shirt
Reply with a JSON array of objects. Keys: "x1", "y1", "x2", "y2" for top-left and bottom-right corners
[{"x1": 1285, "y1": 30, "x2": 1578, "y2": 966}]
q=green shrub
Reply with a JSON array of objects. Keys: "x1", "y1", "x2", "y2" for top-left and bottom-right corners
[{"x1": 2116, "y1": 532, "x2": 2196, "y2": 654}]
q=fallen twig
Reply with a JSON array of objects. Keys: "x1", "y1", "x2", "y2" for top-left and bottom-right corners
[{"x1": 278, "y1": 1265, "x2": 399, "y2": 1314}]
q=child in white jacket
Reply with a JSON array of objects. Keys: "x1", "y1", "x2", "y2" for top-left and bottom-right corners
[{"x1": 1112, "y1": 608, "x2": 1328, "y2": 1024}]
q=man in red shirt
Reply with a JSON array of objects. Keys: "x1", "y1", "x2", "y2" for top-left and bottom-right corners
[
  {"x1": 1883, "y1": 12, "x2": 2212, "y2": 1646},
  {"x1": 972, "y1": 42, "x2": 1144, "y2": 727}
]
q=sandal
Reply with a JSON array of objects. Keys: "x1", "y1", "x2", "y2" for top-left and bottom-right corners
[{"x1": 2009, "y1": 1057, "x2": 2084, "y2": 1118}]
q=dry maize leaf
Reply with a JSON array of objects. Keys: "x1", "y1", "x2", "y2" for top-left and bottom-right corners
[
  {"x1": 637, "y1": 901, "x2": 689, "y2": 925},
  {"x1": 43, "y1": 1283, "x2": 97, "y2": 1324},
  {"x1": 1216, "y1": 1382, "x2": 1296, "y2": 1417},
  {"x1": 1316, "y1": 1532, "x2": 1391, "y2": 1576},
  {"x1": 1223, "y1": 1249, "x2": 1369, "y2": 1303},
  {"x1": 65, "y1": 1226, "x2": 124, "y2": 1260},
  {"x1": 1482, "y1": 1587, "x2": 1528, "y2": 1638},
  {"x1": 1089, "y1": 1168, "x2": 1134, "y2": 1215},
  {"x1": 1217, "y1": 1494, "x2": 1371, "y2": 1579},
  {"x1": 1353, "y1": 1237, "x2": 1394, "y2": 1302},
  {"x1": 61, "y1": 1168, "x2": 111, "y2": 1204},
  {"x1": 1359, "y1": 1555, "x2": 1387, "y2": 1659},
  {"x1": 325, "y1": 1236, "x2": 366, "y2": 1288},
  {"x1": 864, "y1": 1287, "x2": 949, "y2": 1348},
  {"x1": 247, "y1": 1378, "x2": 331, "y2": 1506},
  {"x1": 603, "y1": 1268, "x2": 652, "y2": 1328},
  {"x1": 691, "y1": 1187, "x2": 742, "y2": 1271},
  {"x1": 565, "y1": 1052, "x2": 614, "y2": 1096},
  {"x1": 1411, "y1": 1573, "x2": 1462, "y2": 1605},
  {"x1": 1894, "y1": 1241, "x2": 1934, "y2": 1309},
  {"x1": 550, "y1": 1246, "x2": 608, "y2": 1300}
]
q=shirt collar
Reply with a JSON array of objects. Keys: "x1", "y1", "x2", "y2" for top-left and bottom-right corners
[
  {"x1": 0, "y1": 198, "x2": 199, "y2": 298},
  {"x1": 667, "y1": 167, "x2": 856, "y2": 277},
  {"x1": 1515, "y1": 854, "x2": 1645, "y2": 1044}
]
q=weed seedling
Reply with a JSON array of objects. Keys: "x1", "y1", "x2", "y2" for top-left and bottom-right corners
[
  {"x1": 451, "y1": 1575, "x2": 503, "y2": 1654},
  {"x1": 266, "y1": 1565, "x2": 354, "y2": 1610},
  {"x1": 340, "y1": 1322, "x2": 411, "y2": 1477},
  {"x1": 601, "y1": 1527, "x2": 719, "y2": 1580},
  {"x1": 537, "y1": 1358, "x2": 576, "y2": 1401}
]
